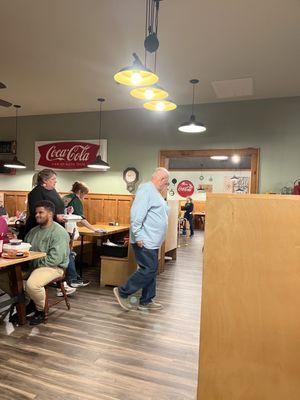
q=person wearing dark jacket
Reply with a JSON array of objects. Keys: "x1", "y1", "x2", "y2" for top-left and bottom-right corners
[
  {"x1": 24, "y1": 169, "x2": 65, "y2": 235},
  {"x1": 182, "y1": 197, "x2": 194, "y2": 236}
]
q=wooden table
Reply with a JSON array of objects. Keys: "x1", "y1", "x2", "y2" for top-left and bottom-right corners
[
  {"x1": 0, "y1": 251, "x2": 46, "y2": 325},
  {"x1": 78, "y1": 224, "x2": 130, "y2": 276}
]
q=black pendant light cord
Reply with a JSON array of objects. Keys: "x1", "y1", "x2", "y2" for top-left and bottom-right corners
[
  {"x1": 97, "y1": 98, "x2": 105, "y2": 142},
  {"x1": 144, "y1": 0, "x2": 160, "y2": 69},
  {"x1": 14, "y1": 104, "x2": 21, "y2": 149},
  {"x1": 190, "y1": 79, "x2": 199, "y2": 117},
  {"x1": 192, "y1": 84, "x2": 195, "y2": 116}
]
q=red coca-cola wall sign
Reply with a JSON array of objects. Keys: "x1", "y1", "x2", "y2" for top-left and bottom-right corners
[
  {"x1": 177, "y1": 180, "x2": 195, "y2": 197},
  {"x1": 35, "y1": 140, "x2": 107, "y2": 171}
]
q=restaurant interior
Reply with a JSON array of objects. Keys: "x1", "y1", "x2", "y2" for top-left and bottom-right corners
[{"x1": 0, "y1": 1, "x2": 300, "y2": 399}]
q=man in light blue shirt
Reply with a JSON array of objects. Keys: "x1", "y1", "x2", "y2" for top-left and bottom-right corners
[{"x1": 114, "y1": 168, "x2": 169, "y2": 311}]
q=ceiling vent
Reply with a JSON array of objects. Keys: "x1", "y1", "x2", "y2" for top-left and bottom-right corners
[{"x1": 212, "y1": 77, "x2": 254, "y2": 99}]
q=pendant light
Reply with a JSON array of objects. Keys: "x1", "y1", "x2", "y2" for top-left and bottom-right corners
[
  {"x1": 178, "y1": 79, "x2": 206, "y2": 133},
  {"x1": 87, "y1": 98, "x2": 110, "y2": 170},
  {"x1": 4, "y1": 105, "x2": 26, "y2": 169},
  {"x1": 114, "y1": 53, "x2": 158, "y2": 87},
  {"x1": 130, "y1": 85, "x2": 168, "y2": 101},
  {"x1": 143, "y1": 100, "x2": 177, "y2": 112}
]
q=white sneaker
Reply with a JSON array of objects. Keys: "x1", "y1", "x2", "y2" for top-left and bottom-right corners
[{"x1": 56, "y1": 283, "x2": 76, "y2": 297}]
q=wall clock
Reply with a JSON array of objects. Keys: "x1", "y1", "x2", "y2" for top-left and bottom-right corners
[{"x1": 123, "y1": 167, "x2": 139, "y2": 193}]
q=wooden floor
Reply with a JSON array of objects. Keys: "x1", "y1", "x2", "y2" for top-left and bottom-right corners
[{"x1": 0, "y1": 232, "x2": 203, "y2": 400}]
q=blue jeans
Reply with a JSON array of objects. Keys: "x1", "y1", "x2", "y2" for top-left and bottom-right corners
[
  {"x1": 67, "y1": 251, "x2": 80, "y2": 283},
  {"x1": 183, "y1": 214, "x2": 194, "y2": 235},
  {"x1": 119, "y1": 245, "x2": 159, "y2": 305}
]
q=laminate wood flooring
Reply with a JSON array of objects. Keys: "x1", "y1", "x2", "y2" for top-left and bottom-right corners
[{"x1": 0, "y1": 232, "x2": 203, "y2": 400}]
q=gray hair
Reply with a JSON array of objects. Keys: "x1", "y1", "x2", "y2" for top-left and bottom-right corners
[
  {"x1": 152, "y1": 167, "x2": 169, "y2": 179},
  {"x1": 37, "y1": 169, "x2": 57, "y2": 185}
]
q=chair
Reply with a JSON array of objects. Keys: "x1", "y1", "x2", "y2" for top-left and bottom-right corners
[
  {"x1": 44, "y1": 274, "x2": 70, "y2": 323},
  {"x1": 43, "y1": 228, "x2": 76, "y2": 323}
]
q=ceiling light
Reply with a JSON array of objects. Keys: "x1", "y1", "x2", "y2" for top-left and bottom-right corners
[
  {"x1": 4, "y1": 105, "x2": 26, "y2": 169},
  {"x1": 231, "y1": 154, "x2": 241, "y2": 164},
  {"x1": 143, "y1": 100, "x2": 177, "y2": 112},
  {"x1": 178, "y1": 115, "x2": 206, "y2": 133},
  {"x1": 87, "y1": 98, "x2": 110, "y2": 170},
  {"x1": 210, "y1": 156, "x2": 229, "y2": 161},
  {"x1": 178, "y1": 79, "x2": 206, "y2": 134},
  {"x1": 4, "y1": 156, "x2": 26, "y2": 169},
  {"x1": 114, "y1": 53, "x2": 158, "y2": 87},
  {"x1": 130, "y1": 85, "x2": 168, "y2": 101}
]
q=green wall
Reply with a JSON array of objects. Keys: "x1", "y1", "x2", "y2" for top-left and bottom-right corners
[{"x1": 0, "y1": 96, "x2": 299, "y2": 194}]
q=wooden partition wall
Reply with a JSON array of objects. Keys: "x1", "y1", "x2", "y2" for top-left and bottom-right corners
[
  {"x1": 1, "y1": 190, "x2": 133, "y2": 225},
  {"x1": 198, "y1": 194, "x2": 300, "y2": 400}
]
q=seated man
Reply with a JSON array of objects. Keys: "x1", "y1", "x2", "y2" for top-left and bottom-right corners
[{"x1": 25, "y1": 200, "x2": 70, "y2": 325}]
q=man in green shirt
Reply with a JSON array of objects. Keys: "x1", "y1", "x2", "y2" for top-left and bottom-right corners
[{"x1": 25, "y1": 200, "x2": 70, "y2": 325}]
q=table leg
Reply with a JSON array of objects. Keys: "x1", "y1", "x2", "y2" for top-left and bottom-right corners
[
  {"x1": 79, "y1": 234, "x2": 84, "y2": 277},
  {"x1": 9, "y1": 265, "x2": 26, "y2": 325}
]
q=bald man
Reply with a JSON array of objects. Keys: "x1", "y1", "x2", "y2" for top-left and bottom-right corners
[{"x1": 114, "y1": 168, "x2": 169, "y2": 311}]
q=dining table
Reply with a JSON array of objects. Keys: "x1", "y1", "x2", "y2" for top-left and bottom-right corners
[
  {"x1": 77, "y1": 224, "x2": 130, "y2": 276},
  {"x1": 0, "y1": 251, "x2": 46, "y2": 325}
]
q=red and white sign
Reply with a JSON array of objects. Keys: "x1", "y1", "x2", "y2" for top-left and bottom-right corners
[
  {"x1": 35, "y1": 140, "x2": 107, "y2": 171},
  {"x1": 177, "y1": 180, "x2": 195, "y2": 197}
]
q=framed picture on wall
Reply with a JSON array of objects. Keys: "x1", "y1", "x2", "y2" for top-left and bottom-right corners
[{"x1": 0, "y1": 140, "x2": 16, "y2": 155}]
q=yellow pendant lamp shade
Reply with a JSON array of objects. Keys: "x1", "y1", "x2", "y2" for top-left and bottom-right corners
[
  {"x1": 130, "y1": 85, "x2": 168, "y2": 101},
  {"x1": 143, "y1": 100, "x2": 177, "y2": 112},
  {"x1": 114, "y1": 53, "x2": 158, "y2": 87}
]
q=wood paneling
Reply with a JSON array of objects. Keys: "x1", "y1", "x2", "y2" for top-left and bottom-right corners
[
  {"x1": 2, "y1": 191, "x2": 27, "y2": 216},
  {"x1": 198, "y1": 194, "x2": 300, "y2": 400},
  {"x1": 2, "y1": 191, "x2": 133, "y2": 225},
  {"x1": 165, "y1": 200, "x2": 179, "y2": 254}
]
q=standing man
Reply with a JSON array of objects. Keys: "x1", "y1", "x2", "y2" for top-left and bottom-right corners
[{"x1": 113, "y1": 167, "x2": 169, "y2": 311}]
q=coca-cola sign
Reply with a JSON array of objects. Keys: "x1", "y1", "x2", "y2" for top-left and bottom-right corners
[
  {"x1": 177, "y1": 180, "x2": 195, "y2": 197},
  {"x1": 35, "y1": 140, "x2": 107, "y2": 171}
]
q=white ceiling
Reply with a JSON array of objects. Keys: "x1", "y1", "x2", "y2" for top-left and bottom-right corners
[{"x1": 0, "y1": 0, "x2": 299, "y2": 117}]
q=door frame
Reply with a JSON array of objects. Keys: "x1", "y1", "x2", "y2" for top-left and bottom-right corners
[{"x1": 159, "y1": 148, "x2": 260, "y2": 193}]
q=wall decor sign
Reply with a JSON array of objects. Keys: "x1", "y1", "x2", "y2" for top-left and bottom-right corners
[
  {"x1": 197, "y1": 184, "x2": 213, "y2": 193},
  {"x1": 35, "y1": 140, "x2": 107, "y2": 171},
  {"x1": 224, "y1": 176, "x2": 250, "y2": 194},
  {"x1": 177, "y1": 180, "x2": 195, "y2": 198}
]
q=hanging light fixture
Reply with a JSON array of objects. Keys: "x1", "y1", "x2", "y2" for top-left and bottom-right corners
[
  {"x1": 130, "y1": 85, "x2": 168, "y2": 101},
  {"x1": 178, "y1": 79, "x2": 206, "y2": 133},
  {"x1": 143, "y1": 100, "x2": 177, "y2": 112},
  {"x1": 87, "y1": 98, "x2": 110, "y2": 170},
  {"x1": 114, "y1": 53, "x2": 158, "y2": 87},
  {"x1": 210, "y1": 155, "x2": 228, "y2": 161},
  {"x1": 4, "y1": 105, "x2": 26, "y2": 169}
]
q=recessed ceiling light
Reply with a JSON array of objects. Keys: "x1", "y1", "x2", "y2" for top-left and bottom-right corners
[{"x1": 210, "y1": 155, "x2": 228, "y2": 161}]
